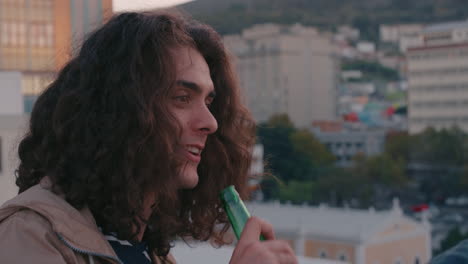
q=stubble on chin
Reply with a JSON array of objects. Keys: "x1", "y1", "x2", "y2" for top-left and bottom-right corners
[{"x1": 175, "y1": 162, "x2": 199, "y2": 189}]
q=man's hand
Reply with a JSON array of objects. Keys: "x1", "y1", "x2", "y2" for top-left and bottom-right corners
[{"x1": 229, "y1": 216, "x2": 298, "y2": 264}]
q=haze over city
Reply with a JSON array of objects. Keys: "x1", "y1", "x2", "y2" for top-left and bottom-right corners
[{"x1": 1, "y1": 0, "x2": 468, "y2": 263}]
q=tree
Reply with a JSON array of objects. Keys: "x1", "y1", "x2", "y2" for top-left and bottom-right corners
[
  {"x1": 290, "y1": 129, "x2": 335, "y2": 167},
  {"x1": 385, "y1": 127, "x2": 468, "y2": 203},
  {"x1": 260, "y1": 177, "x2": 281, "y2": 201},
  {"x1": 341, "y1": 60, "x2": 400, "y2": 81},
  {"x1": 385, "y1": 131, "x2": 411, "y2": 162},
  {"x1": 257, "y1": 114, "x2": 334, "y2": 183},
  {"x1": 364, "y1": 154, "x2": 407, "y2": 187},
  {"x1": 288, "y1": 129, "x2": 336, "y2": 181},
  {"x1": 460, "y1": 165, "x2": 468, "y2": 189},
  {"x1": 257, "y1": 114, "x2": 300, "y2": 201},
  {"x1": 436, "y1": 226, "x2": 468, "y2": 255},
  {"x1": 409, "y1": 127, "x2": 467, "y2": 166},
  {"x1": 279, "y1": 180, "x2": 315, "y2": 204},
  {"x1": 257, "y1": 114, "x2": 296, "y2": 182},
  {"x1": 351, "y1": 15, "x2": 378, "y2": 42},
  {"x1": 257, "y1": 114, "x2": 335, "y2": 201},
  {"x1": 322, "y1": 153, "x2": 409, "y2": 208},
  {"x1": 314, "y1": 167, "x2": 371, "y2": 207}
]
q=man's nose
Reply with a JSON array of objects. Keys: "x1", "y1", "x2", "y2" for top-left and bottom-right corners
[{"x1": 195, "y1": 105, "x2": 218, "y2": 134}]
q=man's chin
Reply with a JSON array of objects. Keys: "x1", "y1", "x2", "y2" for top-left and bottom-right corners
[
  {"x1": 179, "y1": 181, "x2": 198, "y2": 190},
  {"x1": 177, "y1": 173, "x2": 199, "y2": 190}
]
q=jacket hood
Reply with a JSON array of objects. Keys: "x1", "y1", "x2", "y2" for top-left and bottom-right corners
[{"x1": 0, "y1": 178, "x2": 117, "y2": 258}]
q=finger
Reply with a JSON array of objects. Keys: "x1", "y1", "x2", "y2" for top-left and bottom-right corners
[
  {"x1": 239, "y1": 216, "x2": 275, "y2": 244},
  {"x1": 263, "y1": 240, "x2": 295, "y2": 256},
  {"x1": 277, "y1": 252, "x2": 299, "y2": 264}
]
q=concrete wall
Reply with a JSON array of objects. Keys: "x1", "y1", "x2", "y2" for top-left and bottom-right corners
[
  {"x1": 305, "y1": 239, "x2": 355, "y2": 263},
  {"x1": 0, "y1": 115, "x2": 28, "y2": 204},
  {"x1": 0, "y1": 71, "x2": 23, "y2": 114},
  {"x1": 365, "y1": 234, "x2": 429, "y2": 264}
]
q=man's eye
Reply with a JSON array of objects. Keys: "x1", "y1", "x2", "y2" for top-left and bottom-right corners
[
  {"x1": 206, "y1": 97, "x2": 214, "y2": 108},
  {"x1": 174, "y1": 96, "x2": 190, "y2": 103}
]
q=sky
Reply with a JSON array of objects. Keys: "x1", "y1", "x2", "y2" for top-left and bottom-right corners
[{"x1": 113, "y1": 0, "x2": 193, "y2": 12}]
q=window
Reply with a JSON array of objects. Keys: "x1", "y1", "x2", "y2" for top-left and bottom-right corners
[
  {"x1": 319, "y1": 250, "x2": 328, "y2": 258},
  {"x1": 1, "y1": 22, "x2": 10, "y2": 45},
  {"x1": 18, "y1": 22, "x2": 26, "y2": 46},
  {"x1": 24, "y1": 95, "x2": 38, "y2": 113},
  {"x1": 394, "y1": 257, "x2": 403, "y2": 264},
  {"x1": 337, "y1": 252, "x2": 348, "y2": 261},
  {"x1": 10, "y1": 21, "x2": 17, "y2": 45}
]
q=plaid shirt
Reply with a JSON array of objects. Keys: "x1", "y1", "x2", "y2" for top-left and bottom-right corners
[{"x1": 102, "y1": 230, "x2": 152, "y2": 264}]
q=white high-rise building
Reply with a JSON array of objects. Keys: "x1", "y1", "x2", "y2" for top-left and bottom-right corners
[
  {"x1": 224, "y1": 24, "x2": 338, "y2": 127},
  {"x1": 407, "y1": 20, "x2": 468, "y2": 133}
]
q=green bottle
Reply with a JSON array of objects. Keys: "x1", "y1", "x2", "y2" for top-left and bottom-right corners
[{"x1": 220, "y1": 185, "x2": 265, "y2": 241}]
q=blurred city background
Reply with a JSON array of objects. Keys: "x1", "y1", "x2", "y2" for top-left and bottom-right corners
[{"x1": 1, "y1": 0, "x2": 468, "y2": 263}]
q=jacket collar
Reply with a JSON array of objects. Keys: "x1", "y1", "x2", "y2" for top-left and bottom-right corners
[{"x1": 0, "y1": 177, "x2": 117, "y2": 258}]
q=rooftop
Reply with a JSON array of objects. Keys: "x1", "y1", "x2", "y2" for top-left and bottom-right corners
[
  {"x1": 424, "y1": 20, "x2": 468, "y2": 34},
  {"x1": 246, "y1": 199, "x2": 421, "y2": 243},
  {"x1": 172, "y1": 241, "x2": 348, "y2": 264}
]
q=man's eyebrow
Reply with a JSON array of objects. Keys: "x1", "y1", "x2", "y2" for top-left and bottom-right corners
[{"x1": 176, "y1": 80, "x2": 216, "y2": 97}]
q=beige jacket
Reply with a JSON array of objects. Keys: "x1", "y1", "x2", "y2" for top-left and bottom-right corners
[{"x1": 0, "y1": 179, "x2": 175, "y2": 264}]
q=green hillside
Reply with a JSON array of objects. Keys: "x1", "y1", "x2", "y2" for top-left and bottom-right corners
[{"x1": 177, "y1": 0, "x2": 468, "y2": 41}]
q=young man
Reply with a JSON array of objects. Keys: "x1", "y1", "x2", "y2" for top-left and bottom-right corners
[{"x1": 0, "y1": 11, "x2": 297, "y2": 264}]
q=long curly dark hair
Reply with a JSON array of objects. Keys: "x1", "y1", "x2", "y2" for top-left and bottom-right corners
[{"x1": 15, "y1": 11, "x2": 255, "y2": 260}]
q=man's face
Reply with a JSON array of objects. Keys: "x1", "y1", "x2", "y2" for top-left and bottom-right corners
[{"x1": 167, "y1": 46, "x2": 218, "y2": 189}]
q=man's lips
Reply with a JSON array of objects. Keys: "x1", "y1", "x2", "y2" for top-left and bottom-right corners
[
  {"x1": 183, "y1": 150, "x2": 201, "y2": 163},
  {"x1": 182, "y1": 144, "x2": 204, "y2": 163}
]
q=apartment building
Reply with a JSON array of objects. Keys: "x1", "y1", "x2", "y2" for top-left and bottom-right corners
[
  {"x1": 380, "y1": 24, "x2": 425, "y2": 44},
  {"x1": 0, "y1": 0, "x2": 112, "y2": 111},
  {"x1": 378, "y1": 24, "x2": 424, "y2": 53},
  {"x1": 422, "y1": 20, "x2": 468, "y2": 46},
  {"x1": 407, "y1": 20, "x2": 468, "y2": 133},
  {"x1": 313, "y1": 129, "x2": 386, "y2": 167},
  {"x1": 224, "y1": 23, "x2": 338, "y2": 128}
]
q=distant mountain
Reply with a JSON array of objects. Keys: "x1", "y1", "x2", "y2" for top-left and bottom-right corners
[{"x1": 177, "y1": 0, "x2": 468, "y2": 41}]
